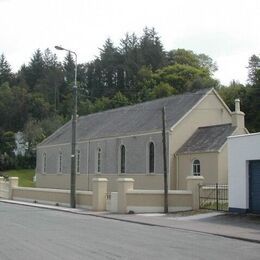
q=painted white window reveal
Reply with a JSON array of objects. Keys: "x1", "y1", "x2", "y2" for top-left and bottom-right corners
[
  {"x1": 43, "y1": 153, "x2": 46, "y2": 173},
  {"x1": 192, "y1": 159, "x2": 200, "y2": 176},
  {"x1": 59, "y1": 152, "x2": 62, "y2": 173}
]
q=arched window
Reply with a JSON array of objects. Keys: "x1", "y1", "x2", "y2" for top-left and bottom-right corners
[
  {"x1": 76, "y1": 150, "x2": 80, "y2": 173},
  {"x1": 193, "y1": 159, "x2": 200, "y2": 176},
  {"x1": 97, "y1": 148, "x2": 101, "y2": 173},
  {"x1": 120, "y1": 145, "x2": 126, "y2": 173},
  {"x1": 149, "y1": 142, "x2": 155, "y2": 173},
  {"x1": 43, "y1": 153, "x2": 47, "y2": 173},
  {"x1": 59, "y1": 152, "x2": 62, "y2": 173}
]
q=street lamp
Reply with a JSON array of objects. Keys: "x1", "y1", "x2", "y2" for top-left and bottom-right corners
[{"x1": 55, "y1": 45, "x2": 77, "y2": 208}]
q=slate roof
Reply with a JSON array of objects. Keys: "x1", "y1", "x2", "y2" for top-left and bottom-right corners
[
  {"x1": 39, "y1": 88, "x2": 211, "y2": 146},
  {"x1": 177, "y1": 124, "x2": 236, "y2": 154}
]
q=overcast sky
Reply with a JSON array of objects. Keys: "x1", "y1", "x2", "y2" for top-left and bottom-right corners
[{"x1": 0, "y1": 0, "x2": 259, "y2": 85}]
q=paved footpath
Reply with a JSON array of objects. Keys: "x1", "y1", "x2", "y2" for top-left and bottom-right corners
[{"x1": 1, "y1": 199, "x2": 259, "y2": 244}]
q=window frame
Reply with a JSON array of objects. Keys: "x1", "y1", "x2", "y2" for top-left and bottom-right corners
[
  {"x1": 58, "y1": 151, "x2": 62, "y2": 174},
  {"x1": 149, "y1": 142, "x2": 155, "y2": 174},
  {"x1": 120, "y1": 145, "x2": 126, "y2": 174},
  {"x1": 76, "y1": 150, "x2": 80, "y2": 174},
  {"x1": 192, "y1": 159, "x2": 201, "y2": 176},
  {"x1": 96, "y1": 147, "x2": 102, "y2": 174}
]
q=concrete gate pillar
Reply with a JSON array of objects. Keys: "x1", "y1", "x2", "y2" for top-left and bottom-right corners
[
  {"x1": 186, "y1": 176, "x2": 204, "y2": 210},
  {"x1": 117, "y1": 178, "x2": 134, "y2": 213},
  {"x1": 92, "y1": 178, "x2": 108, "y2": 211},
  {"x1": 8, "y1": 177, "x2": 19, "y2": 199}
]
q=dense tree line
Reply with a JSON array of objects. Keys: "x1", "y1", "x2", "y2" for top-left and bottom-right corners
[
  {"x1": 219, "y1": 54, "x2": 260, "y2": 132},
  {"x1": 0, "y1": 27, "x2": 259, "y2": 170}
]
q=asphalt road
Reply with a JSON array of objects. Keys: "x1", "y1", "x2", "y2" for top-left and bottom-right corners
[{"x1": 0, "y1": 203, "x2": 259, "y2": 260}]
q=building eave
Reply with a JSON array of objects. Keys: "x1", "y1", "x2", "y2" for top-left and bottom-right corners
[{"x1": 37, "y1": 129, "x2": 171, "y2": 149}]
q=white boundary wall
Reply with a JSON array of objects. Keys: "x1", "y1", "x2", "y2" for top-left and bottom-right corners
[{"x1": 228, "y1": 133, "x2": 260, "y2": 212}]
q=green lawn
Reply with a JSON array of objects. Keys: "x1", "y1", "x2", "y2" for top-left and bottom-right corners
[{"x1": 4, "y1": 169, "x2": 35, "y2": 187}]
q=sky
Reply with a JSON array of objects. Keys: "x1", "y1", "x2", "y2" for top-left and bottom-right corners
[{"x1": 0, "y1": 0, "x2": 259, "y2": 85}]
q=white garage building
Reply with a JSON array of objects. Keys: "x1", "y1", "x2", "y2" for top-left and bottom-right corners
[{"x1": 228, "y1": 133, "x2": 260, "y2": 213}]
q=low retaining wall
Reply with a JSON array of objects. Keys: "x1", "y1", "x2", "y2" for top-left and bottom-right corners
[
  {"x1": 126, "y1": 190, "x2": 192, "y2": 213},
  {"x1": 12, "y1": 187, "x2": 93, "y2": 209},
  {"x1": 0, "y1": 180, "x2": 10, "y2": 199},
  {"x1": 0, "y1": 176, "x2": 203, "y2": 213},
  {"x1": 0, "y1": 177, "x2": 18, "y2": 199}
]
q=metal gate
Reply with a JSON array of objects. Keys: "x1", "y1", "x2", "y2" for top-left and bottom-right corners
[{"x1": 199, "y1": 183, "x2": 228, "y2": 211}]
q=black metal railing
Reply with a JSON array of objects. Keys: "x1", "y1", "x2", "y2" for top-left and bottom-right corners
[{"x1": 199, "y1": 183, "x2": 228, "y2": 211}]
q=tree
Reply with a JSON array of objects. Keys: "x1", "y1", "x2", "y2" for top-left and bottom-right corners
[
  {"x1": 41, "y1": 48, "x2": 64, "y2": 108},
  {"x1": 167, "y1": 49, "x2": 217, "y2": 75},
  {"x1": 119, "y1": 33, "x2": 141, "y2": 93},
  {"x1": 99, "y1": 38, "x2": 121, "y2": 96},
  {"x1": 167, "y1": 49, "x2": 200, "y2": 68},
  {"x1": 0, "y1": 54, "x2": 12, "y2": 86},
  {"x1": 197, "y1": 53, "x2": 218, "y2": 75},
  {"x1": 23, "y1": 49, "x2": 45, "y2": 90},
  {"x1": 247, "y1": 54, "x2": 260, "y2": 84},
  {"x1": 218, "y1": 80, "x2": 259, "y2": 132},
  {"x1": 111, "y1": 92, "x2": 130, "y2": 108},
  {"x1": 23, "y1": 119, "x2": 45, "y2": 167},
  {"x1": 219, "y1": 81, "x2": 247, "y2": 111},
  {"x1": 187, "y1": 76, "x2": 219, "y2": 91},
  {"x1": 247, "y1": 66, "x2": 260, "y2": 132},
  {"x1": 39, "y1": 115, "x2": 65, "y2": 137},
  {"x1": 0, "y1": 131, "x2": 15, "y2": 155},
  {"x1": 139, "y1": 27, "x2": 166, "y2": 70},
  {"x1": 92, "y1": 97, "x2": 111, "y2": 112},
  {"x1": 150, "y1": 82, "x2": 176, "y2": 99},
  {"x1": 63, "y1": 51, "x2": 75, "y2": 84},
  {"x1": 153, "y1": 64, "x2": 210, "y2": 93},
  {"x1": 28, "y1": 92, "x2": 51, "y2": 120},
  {"x1": 135, "y1": 66, "x2": 156, "y2": 102},
  {"x1": 0, "y1": 130, "x2": 16, "y2": 170}
]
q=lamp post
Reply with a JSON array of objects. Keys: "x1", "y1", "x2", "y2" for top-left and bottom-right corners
[{"x1": 55, "y1": 45, "x2": 77, "y2": 208}]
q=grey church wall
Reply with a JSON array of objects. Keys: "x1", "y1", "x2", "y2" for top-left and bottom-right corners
[{"x1": 36, "y1": 132, "x2": 165, "y2": 178}]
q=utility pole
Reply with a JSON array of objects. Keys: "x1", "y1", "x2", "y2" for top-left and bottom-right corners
[
  {"x1": 162, "y1": 106, "x2": 168, "y2": 213},
  {"x1": 55, "y1": 46, "x2": 77, "y2": 208}
]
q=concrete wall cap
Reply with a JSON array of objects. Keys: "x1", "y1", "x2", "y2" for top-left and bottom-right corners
[
  {"x1": 9, "y1": 177, "x2": 19, "y2": 180},
  {"x1": 117, "y1": 178, "x2": 135, "y2": 182},
  {"x1": 186, "y1": 176, "x2": 205, "y2": 180},
  {"x1": 127, "y1": 190, "x2": 192, "y2": 195},
  {"x1": 92, "y1": 178, "x2": 108, "y2": 182},
  {"x1": 13, "y1": 187, "x2": 71, "y2": 193}
]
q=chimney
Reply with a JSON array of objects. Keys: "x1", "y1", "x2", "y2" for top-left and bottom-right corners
[{"x1": 231, "y1": 98, "x2": 245, "y2": 129}]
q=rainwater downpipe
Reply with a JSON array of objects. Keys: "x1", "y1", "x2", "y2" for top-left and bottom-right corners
[
  {"x1": 175, "y1": 154, "x2": 179, "y2": 190},
  {"x1": 87, "y1": 140, "x2": 90, "y2": 191}
]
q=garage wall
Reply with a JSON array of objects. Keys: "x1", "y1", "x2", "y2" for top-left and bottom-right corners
[{"x1": 228, "y1": 133, "x2": 260, "y2": 212}]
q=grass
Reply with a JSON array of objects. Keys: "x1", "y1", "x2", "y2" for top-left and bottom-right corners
[
  {"x1": 3, "y1": 169, "x2": 35, "y2": 187},
  {"x1": 200, "y1": 201, "x2": 228, "y2": 211}
]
